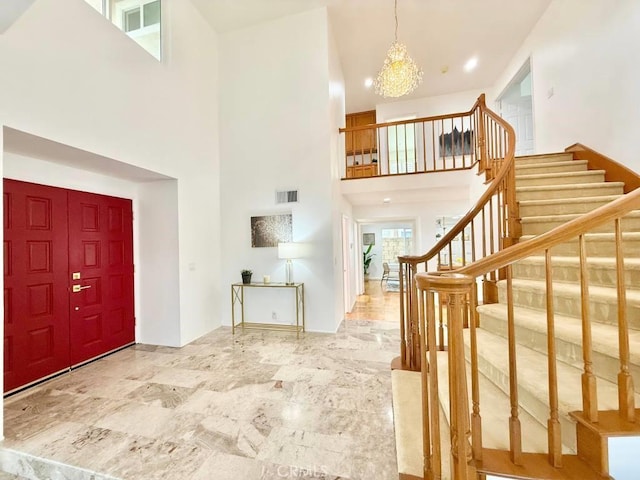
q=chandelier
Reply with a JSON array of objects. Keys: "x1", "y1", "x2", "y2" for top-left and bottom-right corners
[{"x1": 374, "y1": 0, "x2": 423, "y2": 98}]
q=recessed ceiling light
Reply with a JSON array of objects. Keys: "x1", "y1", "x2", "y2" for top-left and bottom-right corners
[
  {"x1": 383, "y1": 198, "x2": 391, "y2": 204},
  {"x1": 464, "y1": 57, "x2": 478, "y2": 73},
  {"x1": 364, "y1": 77, "x2": 374, "y2": 88}
]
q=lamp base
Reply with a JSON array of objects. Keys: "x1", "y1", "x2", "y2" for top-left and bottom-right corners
[{"x1": 285, "y1": 259, "x2": 293, "y2": 285}]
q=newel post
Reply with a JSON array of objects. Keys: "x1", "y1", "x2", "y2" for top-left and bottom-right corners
[
  {"x1": 476, "y1": 94, "x2": 489, "y2": 177},
  {"x1": 417, "y1": 273, "x2": 477, "y2": 480}
]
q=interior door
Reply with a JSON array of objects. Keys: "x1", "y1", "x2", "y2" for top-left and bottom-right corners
[
  {"x1": 3, "y1": 179, "x2": 71, "y2": 392},
  {"x1": 67, "y1": 190, "x2": 135, "y2": 365}
]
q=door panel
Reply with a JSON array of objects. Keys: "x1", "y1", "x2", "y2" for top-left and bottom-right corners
[
  {"x1": 3, "y1": 179, "x2": 70, "y2": 392},
  {"x1": 67, "y1": 191, "x2": 134, "y2": 365}
]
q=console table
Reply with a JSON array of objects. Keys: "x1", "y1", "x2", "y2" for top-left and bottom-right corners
[{"x1": 231, "y1": 282, "x2": 305, "y2": 337}]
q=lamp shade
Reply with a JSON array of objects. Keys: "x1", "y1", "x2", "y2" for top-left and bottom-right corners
[{"x1": 278, "y1": 242, "x2": 304, "y2": 260}]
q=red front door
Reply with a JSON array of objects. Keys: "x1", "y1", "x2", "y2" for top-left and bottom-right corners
[
  {"x1": 68, "y1": 190, "x2": 135, "y2": 365},
  {"x1": 4, "y1": 180, "x2": 71, "y2": 391},
  {"x1": 3, "y1": 180, "x2": 135, "y2": 392}
]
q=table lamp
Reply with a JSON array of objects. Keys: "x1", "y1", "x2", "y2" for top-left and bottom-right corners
[{"x1": 278, "y1": 242, "x2": 303, "y2": 285}]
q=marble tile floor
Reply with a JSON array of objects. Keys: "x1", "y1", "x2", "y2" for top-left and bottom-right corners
[{"x1": 1, "y1": 320, "x2": 401, "y2": 480}]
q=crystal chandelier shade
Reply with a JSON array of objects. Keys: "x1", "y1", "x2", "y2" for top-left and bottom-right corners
[{"x1": 374, "y1": 0, "x2": 423, "y2": 98}]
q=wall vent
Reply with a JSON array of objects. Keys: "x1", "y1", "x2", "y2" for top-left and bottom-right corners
[{"x1": 276, "y1": 190, "x2": 298, "y2": 204}]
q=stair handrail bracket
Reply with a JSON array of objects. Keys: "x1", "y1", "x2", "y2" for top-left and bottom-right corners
[{"x1": 397, "y1": 93, "x2": 519, "y2": 371}]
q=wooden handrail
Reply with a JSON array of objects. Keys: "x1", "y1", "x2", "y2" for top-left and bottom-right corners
[{"x1": 339, "y1": 107, "x2": 481, "y2": 133}]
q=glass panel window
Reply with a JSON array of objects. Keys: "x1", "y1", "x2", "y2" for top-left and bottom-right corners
[
  {"x1": 123, "y1": 8, "x2": 141, "y2": 32},
  {"x1": 143, "y1": 0, "x2": 161, "y2": 27}
]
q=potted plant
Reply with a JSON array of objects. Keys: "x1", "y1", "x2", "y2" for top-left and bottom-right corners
[
  {"x1": 363, "y1": 244, "x2": 375, "y2": 277},
  {"x1": 241, "y1": 269, "x2": 252, "y2": 284}
]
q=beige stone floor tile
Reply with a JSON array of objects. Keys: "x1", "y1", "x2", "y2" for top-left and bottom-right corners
[{"x1": 1, "y1": 308, "x2": 400, "y2": 480}]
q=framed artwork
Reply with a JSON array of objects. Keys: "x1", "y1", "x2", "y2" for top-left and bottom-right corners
[
  {"x1": 439, "y1": 127, "x2": 474, "y2": 157},
  {"x1": 251, "y1": 214, "x2": 292, "y2": 248},
  {"x1": 363, "y1": 233, "x2": 375, "y2": 246}
]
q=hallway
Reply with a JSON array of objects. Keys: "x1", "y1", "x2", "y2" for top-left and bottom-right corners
[{"x1": 345, "y1": 280, "x2": 401, "y2": 323}]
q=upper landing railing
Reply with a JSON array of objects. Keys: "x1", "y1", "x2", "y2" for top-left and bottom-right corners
[{"x1": 339, "y1": 103, "x2": 482, "y2": 179}]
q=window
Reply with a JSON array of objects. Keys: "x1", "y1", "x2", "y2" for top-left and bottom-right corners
[
  {"x1": 123, "y1": 8, "x2": 141, "y2": 32},
  {"x1": 381, "y1": 228, "x2": 413, "y2": 264},
  {"x1": 387, "y1": 118, "x2": 417, "y2": 174},
  {"x1": 85, "y1": 0, "x2": 162, "y2": 60}
]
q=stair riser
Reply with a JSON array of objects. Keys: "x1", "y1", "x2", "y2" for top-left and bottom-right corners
[
  {"x1": 477, "y1": 310, "x2": 640, "y2": 392},
  {"x1": 515, "y1": 163, "x2": 587, "y2": 176},
  {"x1": 464, "y1": 344, "x2": 578, "y2": 452},
  {"x1": 512, "y1": 261, "x2": 640, "y2": 289},
  {"x1": 497, "y1": 284, "x2": 640, "y2": 329},
  {"x1": 516, "y1": 173, "x2": 605, "y2": 188},
  {"x1": 521, "y1": 215, "x2": 640, "y2": 236},
  {"x1": 515, "y1": 153, "x2": 574, "y2": 166},
  {"x1": 516, "y1": 184, "x2": 623, "y2": 201},
  {"x1": 519, "y1": 198, "x2": 618, "y2": 217}
]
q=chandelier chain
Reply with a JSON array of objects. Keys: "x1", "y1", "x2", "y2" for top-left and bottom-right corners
[{"x1": 394, "y1": 0, "x2": 398, "y2": 41}]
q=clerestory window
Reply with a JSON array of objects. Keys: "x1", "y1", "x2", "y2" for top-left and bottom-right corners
[{"x1": 85, "y1": 0, "x2": 162, "y2": 60}]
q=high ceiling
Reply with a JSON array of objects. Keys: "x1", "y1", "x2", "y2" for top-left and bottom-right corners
[{"x1": 191, "y1": 0, "x2": 552, "y2": 113}]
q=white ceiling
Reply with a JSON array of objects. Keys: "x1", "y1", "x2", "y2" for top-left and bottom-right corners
[{"x1": 191, "y1": 0, "x2": 552, "y2": 113}]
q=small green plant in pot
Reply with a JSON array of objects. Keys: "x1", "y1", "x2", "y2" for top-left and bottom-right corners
[
  {"x1": 363, "y1": 244, "x2": 375, "y2": 276},
  {"x1": 241, "y1": 269, "x2": 252, "y2": 284}
]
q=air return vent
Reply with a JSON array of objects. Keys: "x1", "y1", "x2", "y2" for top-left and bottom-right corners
[{"x1": 276, "y1": 190, "x2": 298, "y2": 204}]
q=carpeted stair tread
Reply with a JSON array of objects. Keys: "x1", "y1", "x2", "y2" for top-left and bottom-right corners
[
  {"x1": 435, "y1": 351, "x2": 555, "y2": 454},
  {"x1": 476, "y1": 302, "x2": 640, "y2": 389},
  {"x1": 518, "y1": 195, "x2": 623, "y2": 217},
  {"x1": 519, "y1": 231, "x2": 640, "y2": 257},
  {"x1": 520, "y1": 210, "x2": 640, "y2": 235},
  {"x1": 464, "y1": 329, "x2": 640, "y2": 451},
  {"x1": 518, "y1": 194, "x2": 622, "y2": 208},
  {"x1": 515, "y1": 160, "x2": 589, "y2": 175},
  {"x1": 496, "y1": 277, "x2": 640, "y2": 328},
  {"x1": 516, "y1": 172, "x2": 606, "y2": 188},
  {"x1": 391, "y1": 369, "x2": 423, "y2": 478},
  {"x1": 516, "y1": 181, "x2": 625, "y2": 201},
  {"x1": 515, "y1": 153, "x2": 574, "y2": 165},
  {"x1": 513, "y1": 255, "x2": 640, "y2": 288}
]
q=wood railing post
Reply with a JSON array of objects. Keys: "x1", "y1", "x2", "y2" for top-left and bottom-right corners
[
  {"x1": 418, "y1": 273, "x2": 477, "y2": 480},
  {"x1": 410, "y1": 263, "x2": 421, "y2": 371},
  {"x1": 477, "y1": 94, "x2": 488, "y2": 176},
  {"x1": 615, "y1": 219, "x2": 636, "y2": 422}
]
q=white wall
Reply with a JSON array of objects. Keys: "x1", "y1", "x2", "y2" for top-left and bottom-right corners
[
  {"x1": 219, "y1": 8, "x2": 343, "y2": 333},
  {"x1": 376, "y1": 88, "x2": 489, "y2": 123},
  {"x1": 0, "y1": 0, "x2": 221, "y2": 358},
  {"x1": 493, "y1": 0, "x2": 640, "y2": 171}
]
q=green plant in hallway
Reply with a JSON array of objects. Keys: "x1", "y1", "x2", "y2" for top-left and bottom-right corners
[{"x1": 363, "y1": 244, "x2": 375, "y2": 276}]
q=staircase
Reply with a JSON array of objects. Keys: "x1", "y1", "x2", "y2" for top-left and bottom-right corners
[{"x1": 392, "y1": 152, "x2": 640, "y2": 479}]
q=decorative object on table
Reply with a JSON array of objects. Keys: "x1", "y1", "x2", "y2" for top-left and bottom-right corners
[
  {"x1": 374, "y1": 0, "x2": 423, "y2": 98},
  {"x1": 263, "y1": 275, "x2": 271, "y2": 284},
  {"x1": 363, "y1": 233, "x2": 375, "y2": 246},
  {"x1": 241, "y1": 269, "x2": 252, "y2": 284},
  {"x1": 251, "y1": 213, "x2": 292, "y2": 248},
  {"x1": 278, "y1": 242, "x2": 305, "y2": 285},
  {"x1": 363, "y1": 243, "x2": 375, "y2": 276}
]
